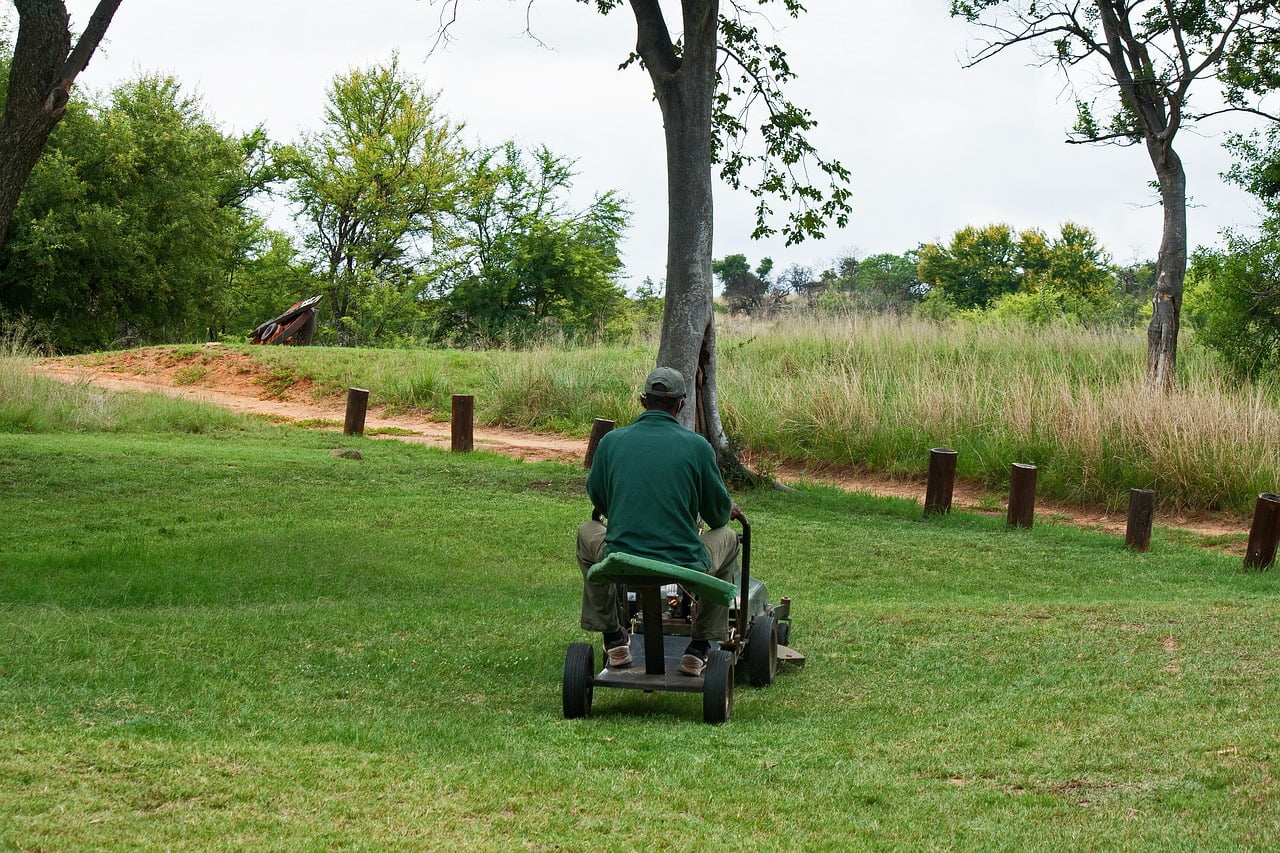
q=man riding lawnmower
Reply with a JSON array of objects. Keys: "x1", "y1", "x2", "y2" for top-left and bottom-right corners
[{"x1": 576, "y1": 367, "x2": 745, "y2": 677}]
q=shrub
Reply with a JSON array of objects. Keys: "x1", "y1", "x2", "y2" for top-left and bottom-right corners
[{"x1": 1188, "y1": 225, "x2": 1280, "y2": 380}]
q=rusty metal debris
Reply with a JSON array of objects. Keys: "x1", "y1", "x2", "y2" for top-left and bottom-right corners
[{"x1": 250, "y1": 295, "x2": 322, "y2": 345}]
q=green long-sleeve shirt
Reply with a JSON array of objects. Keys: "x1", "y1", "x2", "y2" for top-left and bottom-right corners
[{"x1": 586, "y1": 409, "x2": 732, "y2": 573}]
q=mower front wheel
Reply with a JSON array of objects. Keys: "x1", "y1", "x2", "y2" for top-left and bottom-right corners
[
  {"x1": 747, "y1": 615, "x2": 778, "y2": 687},
  {"x1": 562, "y1": 642, "x2": 594, "y2": 719},
  {"x1": 702, "y1": 650, "x2": 734, "y2": 724}
]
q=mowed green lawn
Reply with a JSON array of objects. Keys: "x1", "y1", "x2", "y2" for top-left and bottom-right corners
[{"x1": 2, "y1": 422, "x2": 1278, "y2": 850}]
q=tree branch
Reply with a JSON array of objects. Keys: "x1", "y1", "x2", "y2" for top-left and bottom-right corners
[
  {"x1": 1066, "y1": 130, "x2": 1141, "y2": 145},
  {"x1": 628, "y1": 0, "x2": 679, "y2": 75},
  {"x1": 1162, "y1": 0, "x2": 1192, "y2": 78},
  {"x1": 426, "y1": 0, "x2": 461, "y2": 53},
  {"x1": 58, "y1": 0, "x2": 124, "y2": 86},
  {"x1": 1192, "y1": 104, "x2": 1280, "y2": 123},
  {"x1": 961, "y1": 15, "x2": 1083, "y2": 68}
]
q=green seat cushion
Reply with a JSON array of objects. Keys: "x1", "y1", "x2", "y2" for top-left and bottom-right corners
[{"x1": 587, "y1": 552, "x2": 737, "y2": 606}]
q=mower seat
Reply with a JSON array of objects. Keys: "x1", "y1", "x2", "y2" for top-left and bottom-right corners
[{"x1": 587, "y1": 552, "x2": 737, "y2": 606}]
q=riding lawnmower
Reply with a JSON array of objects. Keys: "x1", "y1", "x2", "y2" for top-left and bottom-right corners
[{"x1": 562, "y1": 515, "x2": 802, "y2": 724}]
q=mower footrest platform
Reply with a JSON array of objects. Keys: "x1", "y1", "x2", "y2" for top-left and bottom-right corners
[{"x1": 594, "y1": 635, "x2": 704, "y2": 693}]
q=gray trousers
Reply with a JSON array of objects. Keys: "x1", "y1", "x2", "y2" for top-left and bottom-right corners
[{"x1": 577, "y1": 520, "x2": 740, "y2": 642}]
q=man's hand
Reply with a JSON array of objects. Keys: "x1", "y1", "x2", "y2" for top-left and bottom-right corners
[{"x1": 730, "y1": 503, "x2": 748, "y2": 525}]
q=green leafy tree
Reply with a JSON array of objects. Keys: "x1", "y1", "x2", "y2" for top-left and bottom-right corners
[
  {"x1": 951, "y1": 1, "x2": 1280, "y2": 389},
  {"x1": 1000, "y1": 224, "x2": 1129, "y2": 327},
  {"x1": 213, "y1": 128, "x2": 307, "y2": 339},
  {"x1": 1017, "y1": 222, "x2": 1114, "y2": 302},
  {"x1": 836, "y1": 251, "x2": 922, "y2": 314},
  {"x1": 630, "y1": 275, "x2": 665, "y2": 331},
  {"x1": 1226, "y1": 124, "x2": 1280, "y2": 212},
  {"x1": 283, "y1": 55, "x2": 464, "y2": 346},
  {"x1": 0, "y1": 74, "x2": 260, "y2": 350},
  {"x1": 1187, "y1": 225, "x2": 1280, "y2": 379},
  {"x1": 919, "y1": 222, "x2": 1120, "y2": 321},
  {"x1": 435, "y1": 142, "x2": 629, "y2": 342},
  {"x1": 917, "y1": 224, "x2": 1022, "y2": 309},
  {"x1": 1189, "y1": 123, "x2": 1280, "y2": 378},
  {"x1": 713, "y1": 252, "x2": 765, "y2": 313}
]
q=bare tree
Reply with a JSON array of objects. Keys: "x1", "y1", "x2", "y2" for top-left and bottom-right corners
[
  {"x1": 778, "y1": 263, "x2": 821, "y2": 308},
  {"x1": 952, "y1": 1, "x2": 1280, "y2": 389},
  {"x1": 0, "y1": 0, "x2": 123, "y2": 239}
]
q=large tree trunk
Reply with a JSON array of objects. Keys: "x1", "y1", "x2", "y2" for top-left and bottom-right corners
[
  {"x1": 630, "y1": 0, "x2": 735, "y2": 465},
  {"x1": 1094, "y1": 0, "x2": 1190, "y2": 391},
  {"x1": 0, "y1": 0, "x2": 122, "y2": 240},
  {"x1": 1147, "y1": 139, "x2": 1186, "y2": 391}
]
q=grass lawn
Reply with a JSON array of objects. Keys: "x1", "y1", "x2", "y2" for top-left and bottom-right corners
[{"x1": 2, "y1": 418, "x2": 1279, "y2": 849}]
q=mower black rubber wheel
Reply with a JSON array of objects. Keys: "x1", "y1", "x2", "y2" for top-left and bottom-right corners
[
  {"x1": 562, "y1": 642, "x2": 594, "y2": 719},
  {"x1": 702, "y1": 649, "x2": 734, "y2": 724},
  {"x1": 775, "y1": 619, "x2": 791, "y2": 647},
  {"x1": 747, "y1": 615, "x2": 778, "y2": 687}
]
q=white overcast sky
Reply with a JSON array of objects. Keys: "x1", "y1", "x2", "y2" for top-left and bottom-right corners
[{"x1": 59, "y1": 0, "x2": 1271, "y2": 287}]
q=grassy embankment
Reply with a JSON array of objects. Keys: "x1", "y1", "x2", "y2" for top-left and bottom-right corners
[
  {"x1": 3, "y1": 347, "x2": 1279, "y2": 848},
  {"x1": 195, "y1": 314, "x2": 1280, "y2": 513}
]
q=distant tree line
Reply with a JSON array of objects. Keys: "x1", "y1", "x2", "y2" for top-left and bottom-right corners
[
  {"x1": 713, "y1": 250, "x2": 924, "y2": 317},
  {"x1": 0, "y1": 49, "x2": 635, "y2": 352},
  {"x1": 713, "y1": 220, "x2": 1153, "y2": 329}
]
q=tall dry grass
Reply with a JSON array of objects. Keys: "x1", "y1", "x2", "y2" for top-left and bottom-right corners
[
  {"x1": 1, "y1": 321, "x2": 254, "y2": 435},
  {"x1": 242, "y1": 314, "x2": 1278, "y2": 510},
  {"x1": 717, "y1": 314, "x2": 1280, "y2": 511},
  {"x1": 18, "y1": 312, "x2": 1275, "y2": 511}
]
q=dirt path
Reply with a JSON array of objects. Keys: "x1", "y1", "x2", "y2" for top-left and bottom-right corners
[
  {"x1": 35, "y1": 346, "x2": 584, "y2": 463},
  {"x1": 33, "y1": 345, "x2": 1249, "y2": 545}
]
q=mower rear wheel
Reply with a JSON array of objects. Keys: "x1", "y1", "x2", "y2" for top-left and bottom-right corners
[
  {"x1": 747, "y1": 615, "x2": 778, "y2": 687},
  {"x1": 562, "y1": 642, "x2": 594, "y2": 719},
  {"x1": 702, "y1": 650, "x2": 734, "y2": 724}
]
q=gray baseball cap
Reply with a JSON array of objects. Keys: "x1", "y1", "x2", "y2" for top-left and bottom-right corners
[{"x1": 644, "y1": 367, "x2": 687, "y2": 398}]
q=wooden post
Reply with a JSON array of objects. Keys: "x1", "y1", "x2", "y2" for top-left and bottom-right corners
[
  {"x1": 584, "y1": 418, "x2": 615, "y2": 469},
  {"x1": 451, "y1": 394, "x2": 474, "y2": 453},
  {"x1": 343, "y1": 387, "x2": 369, "y2": 436},
  {"x1": 1007, "y1": 463, "x2": 1037, "y2": 529},
  {"x1": 1125, "y1": 488, "x2": 1156, "y2": 552},
  {"x1": 924, "y1": 447, "x2": 958, "y2": 517},
  {"x1": 1243, "y1": 492, "x2": 1280, "y2": 570}
]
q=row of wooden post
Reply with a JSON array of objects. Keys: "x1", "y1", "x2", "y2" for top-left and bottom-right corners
[
  {"x1": 344, "y1": 389, "x2": 474, "y2": 452},
  {"x1": 924, "y1": 445, "x2": 1280, "y2": 570},
  {"x1": 343, "y1": 389, "x2": 1280, "y2": 572}
]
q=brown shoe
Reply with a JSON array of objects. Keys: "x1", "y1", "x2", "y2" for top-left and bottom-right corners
[
  {"x1": 605, "y1": 638, "x2": 632, "y2": 668},
  {"x1": 678, "y1": 652, "x2": 707, "y2": 677}
]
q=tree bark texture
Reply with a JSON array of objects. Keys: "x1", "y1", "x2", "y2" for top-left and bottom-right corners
[
  {"x1": 1094, "y1": 0, "x2": 1188, "y2": 391},
  {"x1": 0, "y1": 0, "x2": 123, "y2": 239},
  {"x1": 1147, "y1": 143, "x2": 1186, "y2": 392},
  {"x1": 629, "y1": 0, "x2": 732, "y2": 459}
]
